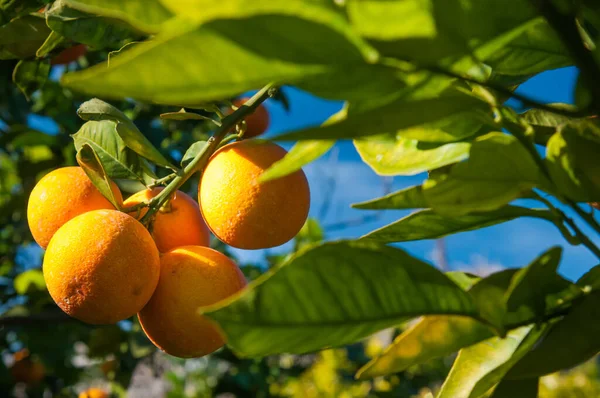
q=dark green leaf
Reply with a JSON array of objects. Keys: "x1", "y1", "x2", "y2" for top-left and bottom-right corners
[
  {"x1": 423, "y1": 133, "x2": 539, "y2": 215},
  {"x1": 12, "y1": 59, "x2": 50, "y2": 100},
  {"x1": 505, "y1": 247, "x2": 581, "y2": 319},
  {"x1": 361, "y1": 206, "x2": 555, "y2": 243},
  {"x1": 519, "y1": 105, "x2": 580, "y2": 145},
  {"x1": 355, "y1": 135, "x2": 470, "y2": 176},
  {"x1": 204, "y1": 240, "x2": 479, "y2": 357},
  {"x1": 72, "y1": 120, "x2": 144, "y2": 180},
  {"x1": 397, "y1": 110, "x2": 491, "y2": 143},
  {"x1": 46, "y1": 0, "x2": 137, "y2": 49},
  {"x1": 63, "y1": 0, "x2": 173, "y2": 33},
  {"x1": 14, "y1": 269, "x2": 46, "y2": 295},
  {"x1": 352, "y1": 185, "x2": 426, "y2": 210},
  {"x1": 160, "y1": 108, "x2": 220, "y2": 124},
  {"x1": 490, "y1": 378, "x2": 538, "y2": 398},
  {"x1": 76, "y1": 143, "x2": 122, "y2": 209},
  {"x1": 546, "y1": 126, "x2": 600, "y2": 201},
  {"x1": 0, "y1": 0, "x2": 43, "y2": 26},
  {"x1": 181, "y1": 140, "x2": 207, "y2": 168},
  {"x1": 507, "y1": 292, "x2": 600, "y2": 379},
  {"x1": 77, "y1": 98, "x2": 175, "y2": 169},
  {"x1": 260, "y1": 140, "x2": 334, "y2": 182},
  {"x1": 0, "y1": 15, "x2": 50, "y2": 60},
  {"x1": 62, "y1": 3, "x2": 378, "y2": 104},
  {"x1": 357, "y1": 315, "x2": 494, "y2": 379},
  {"x1": 576, "y1": 264, "x2": 600, "y2": 290}
]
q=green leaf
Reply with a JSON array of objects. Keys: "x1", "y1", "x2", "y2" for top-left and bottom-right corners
[
  {"x1": 576, "y1": 264, "x2": 600, "y2": 290},
  {"x1": 46, "y1": 0, "x2": 138, "y2": 49},
  {"x1": 160, "y1": 108, "x2": 220, "y2": 124},
  {"x1": 357, "y1": 315, "x2": 494, "y2": 379},
  {"x1": 204, "y1": 240, "x2": 479, "y2": 357},
  {"x1": 76, "y1": 144, "x2": 122, "y2": 209},
  {"x1": 63, "y1": 0, "x2": 173, "y2": 33},
  {"x1": 361, "y1": 206, "x2": 554, "y2": 243},
  {"x1": 397, "y1": 110, "x2": 491, "y2": 143},
  {"x1": 0, "y1": 0, "x2": 43, "y2": 26},
  {"x1": 72, "y1": 120, "x2": 144, "y2": 180},
  {"x1": 505, "y1": 247, "x2": 581, "y2": 319},
  {"x1": 77, "y1": 98, "x2": 175, "y2": 169},
  {"x1": 352, "y1": 185, "x2": 426, "y2": 210},
  {"x1": 438, "y1": 324, "x2": 548, "y2": 398},
  {"x1": 355, "y1": 135, "x2": 470, "y2": 176},
  {"x1": 506, "y1": 292, "x2": 600, "y2": 379},
  {"x1": 519, "y1": 105, "x2": 579, "y2": 145},
  {"x1": 423, "y1": 133, "x2": 539, "y2": 216},
  {"x1": 12, "y1": 59, "x2": 50, "y2": 100},
  {"x1": 346, "y1": 0, "x2": 436, "y2": 40},
  {"x1": 490, "y1": 378, "x2": 538, "y2": 398},
  {"x1": 276, "y1": 91, "x2": 487, "y2": 141},
  {"x1": 181, "y1": 140, "x2": 207, "y2": 168},
  {"x1": 546, "y1": 127, "x2": 600, "y2": 201},
  {"x1": 14, "y1": 269, "x2": 46, "y2": 295},
  {"x1": 486, "y1": 18, "x2": 571, "y2": 77},
  {"x1": 0, "y1": 15, "x2": 50, "y2": 60},
  {"x1": 260, "y1": 140, "x2": 334, "y2": 182},
  {"x1": 62, "y1": 3, "x2": 379, "y2": 104},
  {"x1": 35, "y1": 30, "x2": 67, "y2": 58}
]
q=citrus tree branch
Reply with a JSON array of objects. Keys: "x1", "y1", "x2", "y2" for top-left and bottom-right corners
[{"x1": 140, "y1": 84, "x2": 278, "y2": 224}]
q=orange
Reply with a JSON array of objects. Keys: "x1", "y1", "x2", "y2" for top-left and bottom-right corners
[
  {"x1": 232, "y1": 97, "x2": 270, "y2": 138},
  {"x1": 27, "y1": 166, "x2": 123, "y2": 249},
  {"x1": 138, "y1": 246, "x2": 246, "y2": 358},
  {"x1": 43, "y1": 210, "x2": 160, "y2": 324},
  {"x1": 79, "y1": 388, "x2": 109, "y2": 398},
  {"x1": 124, "y1": 188, "x2": 210, "y2": 252},
  {"x1": 10, "y1": 349, "x2": 45, "y2": 385},
  {"x1": 51, "y1": 44, "x2": 88, "y2": 65},
  {"x1": 199, "y1": 140, "x2": 310, "y2": 249}
]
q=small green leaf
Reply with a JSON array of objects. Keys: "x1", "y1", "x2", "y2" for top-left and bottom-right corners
[
  {"x1": 546, "y1": 127, "x2": 600, "y2": 201},
  {"x1": 77, "y1": 98, "x2": 175, "y2": 169},
  {"x1": 160, "y1": 108, "x2": 220, "y2": 124},
  {"x1": 204, "y1": 240, "x2": 479, "y2": 357},
  {"x1": 0, "y1": 15, "x2": 50, "y2": 60},
  {"x1": 72, "y1": 120, "x2": 144, "y2": 180},
  {"x1": 36, "y1": 31, "x2": 67, "y2": 58},
  {"x1": 12, "y1": 59, "x2": 50, "y2": 100},
  {"x1": 361, "y1": 206, "x2": 555, "y2": 243},
  {"x1": 517, "y1": 105, "x2": 579, "y2": 145},
  {"x1": 63, "y1": 0, "x2": 173, "y2": 33},
  {"x1": 352, "y1": 185, "x2": 426, "y2": 210},
  {"x1": 46, "y1": 0, "x2": 138, "y2": 49},
  {"x1": 438, "y1": 324, "x2": 548, "y2": 398},
  {"x1": 423, "y1": 133, "x2": 539, "y2": 216},
  {"x1": 506, "y1": 292, "x2": 600, "y2": 379},
  {"x1": 355, "y1": 135, "x2": 470, "y2": 176},
  {"x1": 76, "y1": 144, "x2": 122, "y2": 209},
  {"x1": 14, "y1": 269, "x2": 46, "y2": 295},
  {"x1": 490, "y1": 378, "x2": 538, "y2": 398},
  {"x1": 260, "y1": 140, "x2": 334, "y2": 182},
  {"x1": 181, "y1": 141, "x2": 207, "y2": 168},
  {"x1": 357, "y1": 315, "x2": 494, "y2": 379}
]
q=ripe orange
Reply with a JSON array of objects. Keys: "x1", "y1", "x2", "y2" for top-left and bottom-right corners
[
  {"x1": 51, "y1": 44, "x2": 88, "y2": 65},
  {"x1": 231, "y1": 97, "x2": 270, "y2": 138},
  {"x1": 199, "y1": 140, "x2": 310, "y2": 249},
  {"x1": 138, "y1": 246, "x2": 246, "y2": 358},
  {"x1": 27, "y1": 166, "x2": 123, "y2": 249},
  {"x1": 79, "y1": 388, "x2": 109, "y2": 398},
  {"x1": 43, "y1": 210, "x2": 160, "y2": 324},
  {"x1": 10, "y1": 349, "x2": 45, "y2": 385},
  {"x1": 124, "y1": 188, "x2": 210, "y2": 252}
]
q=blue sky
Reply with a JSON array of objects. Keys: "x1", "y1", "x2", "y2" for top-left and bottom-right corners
[
  {"x1": 24, "y1": 66, "x2": 600, "y2": 281},
  {"x1": 231, "y1": 66, "x2": 600, "y2": 281}
]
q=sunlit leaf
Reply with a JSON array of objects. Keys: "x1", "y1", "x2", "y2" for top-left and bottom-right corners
[
  {"x1": 260, "y1": 140, "x2": 334, "y2": 182},
  {"x1": 352, "y1": 185, "x2": 426, "y2": 210},
  {"x1": 76, "y1": 144, "x2": 122, "y2": 209},
  {"x1": 204, "y1": 240, "x2": 479, "y2": 357},
  {"x1": 14, "y1": 269, "x2": 46, "y2": 295}
]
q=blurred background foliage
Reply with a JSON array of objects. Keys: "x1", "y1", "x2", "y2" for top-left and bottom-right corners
[{"x1": 1, "y1": 3, "x2": 600, "y2": 398}]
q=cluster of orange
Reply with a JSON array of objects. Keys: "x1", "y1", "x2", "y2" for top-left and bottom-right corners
[{"x1": 24, "y1": 106, "x2": 310, "y2": 365}]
